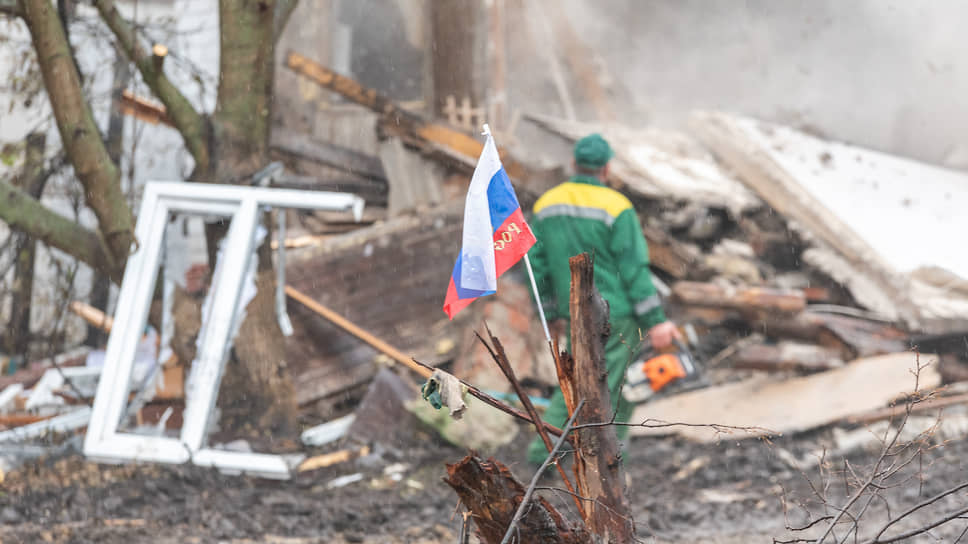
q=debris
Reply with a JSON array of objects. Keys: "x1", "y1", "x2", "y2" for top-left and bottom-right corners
[
  {"x1": 408, "y1": 395, "x2": 518, "y2": 452},
  {"x1": 443, "y1": 454, "x2": 589, "y2": 544},
  {"x1": 846, "y1": 390, "x2": 968, "y2": 425},
  {"x1": 630, "y1": 352, "x2": 940, "y2": 442},
  {"x1": 0, "y1": 384, "x2": 23, "y2": 413},
  {"x1": 297, "y1": 446, "x2": 370, "y2": 473},
  {"x1": 346, "y1": 368, "x2": 419, "y2": 449},
  {"x1": 0, "y1": 406, "x2": 91, "y2": 442},
  {"x1": 300, "y1": 414, "x2": 355, "y2": 447},
  {"x1": 270, "y1": 130, "x2": 387, "y2": 183},
  {"x1": 525, "y1": 112, "x2": 762, "y2": 214},
  {"x1": 731, "y1": 341, "x2": 845, "y2": 372},
  {"x1": 83, "y1": 182, "x2": 362, "y2": 479},
  {"x1": 692, "y1": 110, "x2": 968, "y2": 331},
  {"x1": 420, "y1": 369, "x2": 467, "y2": 419},
  {"x1": 285, "y1": 51, "x2": 534, "y2": 181},
  {"x1": 326, "y1": 472, "x2": 364, "y2": 489},
  {"x1": 68, "y1": 300, "x2": 114, "y2": 333},
  {"x1": 672, "y1": 281, "x2": 807, "y2": 314}
]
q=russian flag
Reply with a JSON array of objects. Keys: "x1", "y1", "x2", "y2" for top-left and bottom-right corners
[{"x1": 443, "y1": 126, "x2": 536, "y2": 319}]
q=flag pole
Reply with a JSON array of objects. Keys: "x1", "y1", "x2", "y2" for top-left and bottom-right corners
[
  {"x1": 482, "y1": 122, "x2": 551, "y2": 343},
  {"x1": 523, "y1": 254, "x2": 552, "y2": 343}
]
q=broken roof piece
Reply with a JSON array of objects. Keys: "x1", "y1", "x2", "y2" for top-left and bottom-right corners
[
  {"x1": 525, "y1": 112, "x2": 762, "y2": 215},
  {"x1": 692, "y1": 111, "x2": 968, "y2": 332}
]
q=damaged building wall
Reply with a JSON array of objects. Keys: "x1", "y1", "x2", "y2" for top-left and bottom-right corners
[{"x1": 506, "y1": 0, "x2": 968, "y2": 166}]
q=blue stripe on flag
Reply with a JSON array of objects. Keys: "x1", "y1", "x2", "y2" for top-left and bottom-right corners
[
  {"x1": 452, "y1": 252, "x2": 497, "y2": 300},
  {"x1": 486, "y1": 168, "x2": 520, "y2": 232}
]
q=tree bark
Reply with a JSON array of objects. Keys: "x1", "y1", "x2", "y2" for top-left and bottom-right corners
[
  {"x1": 85, "y1": 49, "x2": 130, "y2": 348},
  {"x1": 208, "y1": 0, "x2": 298, "y2": 441},
  {"x1": 567, "y1": 253, "x2": 635, "y2": 542},
  {"x1": 5, "y1": 133, "x2": 47, "y2": 360},
  {"x1": 94, "y1": 0, "x2": 210, "y2": 172},
  {"x1": 22, "y1": 0, "x2": 133, "y2": 273},
  {"x1": 0, "y1": 178, "x2": 110, "y2": 277}
]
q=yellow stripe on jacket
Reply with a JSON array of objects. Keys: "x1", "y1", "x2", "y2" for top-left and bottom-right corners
[{"x1": 533, "y1": 182, "x2": 633, "y2": 227}]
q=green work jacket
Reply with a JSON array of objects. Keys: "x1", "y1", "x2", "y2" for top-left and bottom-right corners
[{"x1": 527, "y1": 175, "x2": 666, "y2": 332}]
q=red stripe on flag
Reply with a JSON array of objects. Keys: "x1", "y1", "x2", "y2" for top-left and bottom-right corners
[
  {"x1": 493, "y1": 208, "x2": 536, "y2": 277},
  {"x1": 443, "y1": 277, "x2": 475, "y2": 320}
]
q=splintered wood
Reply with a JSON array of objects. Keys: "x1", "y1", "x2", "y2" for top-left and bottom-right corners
[
  {"x1": 443, "y1": 455, "x2": 589, "y2": 544},
  {"x1": 565, "y1": 253, "x2": 634, "y2": 542}
]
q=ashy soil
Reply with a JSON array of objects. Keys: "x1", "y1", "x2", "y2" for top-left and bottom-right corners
[{"x1": 2, "y1": 419, "x2": 967, "y2": 543}]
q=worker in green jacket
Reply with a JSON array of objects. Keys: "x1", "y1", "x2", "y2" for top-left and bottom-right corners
[{"x1": 526, "y1": 133, "x2": 681, "y2": 466}]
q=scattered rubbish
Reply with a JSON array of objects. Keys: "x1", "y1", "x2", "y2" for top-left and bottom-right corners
[
  {"x1": 297, "y1": 446, "x2": 370, "y2": 473},
  {"x1": 83, "y1": 182, "x2": 363, "y2": 480},
  {"x1": 300, "y1": 414, "x2": 356, "y2": 447},
  {"x1": 326, "y1": 472, "x2": 365, "y2": 489},
  {"x1": 420, "y1": 369, "x2": 467, "y2": 419},
  {"x1": 0, "y1": 407, "x2": 91, "y2": 443},
  {"x1": 408, "y1": 395, "x2": 518, "y2": 452}
]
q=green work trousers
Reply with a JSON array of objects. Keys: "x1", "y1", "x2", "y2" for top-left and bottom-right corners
[{"x1": 527, "y1": 315, "x2": 642, "y2": 465}]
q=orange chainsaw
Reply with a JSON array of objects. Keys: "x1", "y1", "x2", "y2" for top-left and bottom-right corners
[{"x1": 623, "y1": 338, "x2": 705, "y2": 403}]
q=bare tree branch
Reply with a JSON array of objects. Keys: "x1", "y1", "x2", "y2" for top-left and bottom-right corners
[
  {"x1": 273, "y1": 0, "x2": 298, "y2": 44},
  {"x1": 92, "y1": 0, "x2": 210, "y2": 173},
  {"x1": 20, "y1": 0, "x2": 133, "y2": 272},
  {"x1": 0, "y1": 178, "x2": 112, "y2": 280}
]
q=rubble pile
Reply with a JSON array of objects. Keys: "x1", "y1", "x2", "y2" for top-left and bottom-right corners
[{"x1": 2, "y1": 56, "x2": 968, "y2": 488}]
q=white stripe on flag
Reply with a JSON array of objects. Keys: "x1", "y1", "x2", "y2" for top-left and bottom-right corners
[{"x1": 459, "y1": 133, "x2": 503, "y2": 292}]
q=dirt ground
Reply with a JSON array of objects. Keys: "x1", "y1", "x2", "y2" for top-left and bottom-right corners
[{"x1": 2, "y1": 412, "x2": 968, "y2": 544}]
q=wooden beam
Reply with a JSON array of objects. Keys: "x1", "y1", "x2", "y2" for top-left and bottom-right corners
[
  {"x1": 284, "y1": 51, "x2": 532, "y2": 181},
  {"x1": 286, "y1": 285, "x2": 566, "y2": 438},
  {"x1": 297, "y1": 445, "x2": 370, "y2": 472},
  {"x1": 270, "y1": 131, "x2": 386, "y2": 182},
  {"x1": 69, "y1": 300, "x2": 114, "y2": 333},
  {"x1": 672, "y1": 281, "x2": 806, "y2": 314},
  {"x1": 731, "y1": 341, "x2": 845, "y2": 372},
  {"x1": 641, "y1": 223, "x2": 701, "y2": 279},
  {"x1": 119, "y1": 90, "x2": 172, "y2": 127}
]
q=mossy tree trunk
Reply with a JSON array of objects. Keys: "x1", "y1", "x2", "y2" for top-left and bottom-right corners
[{"x1": 2, "y1": 0, "x2": 303, "y2": 444}]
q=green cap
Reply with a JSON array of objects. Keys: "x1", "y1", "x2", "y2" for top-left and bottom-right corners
[{"x1": 573, "y1": 133, "x2": 614, "y2": 169}]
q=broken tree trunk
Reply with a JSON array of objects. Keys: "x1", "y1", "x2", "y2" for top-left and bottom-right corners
[
  {"x1": 566, "y1": 253, "x2": 635, "y2": 542},
  {"x1": 444, "y1": 455, "x2": 589, "y2": 544},
  {"x1": 672, "y1": 281, "x2": 806, "y2": 314}
]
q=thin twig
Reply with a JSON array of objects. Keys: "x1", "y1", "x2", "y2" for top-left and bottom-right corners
[
  {"x1": 500, "y1": 399, "x2": 584, "y2": 544},
  {"x1": 870, "y1": 480, "x2": 968, "y2": 542},
  {"x1": 861, "y1": 504, "x2": 968, "y2": 544},
  {"x1": 476, "y1": 325, "x2": 583, "y2": 516},
  {"x1": 411, "y1": 358, "x2": 564, "y2": 437}
]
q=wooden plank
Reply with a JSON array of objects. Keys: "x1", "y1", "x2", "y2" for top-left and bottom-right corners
[
  {"x1": 731, "y1": 341, "x2": 844, "y2": 372},
  {"x1": 270, "y1": 131, "x2": 386, "y2": 182},
  {"x1": 297, "y1": 445, "x2": 370, "y2": 472},
  {"x1": 672, "y1": 281, "x2": 806, "y2": 314},
  {"x1": 630, "y1": 352, "x2": 940, "y2": 442},
  {"x1": 846, "y1": 390, "x2": 968, "y2": 425},
  {"x1": 285, "y1": 51, "x2": 533, "y2": 181},
  {"x1": 641, "y1": 223, "x2": 701, "y2": 279}
]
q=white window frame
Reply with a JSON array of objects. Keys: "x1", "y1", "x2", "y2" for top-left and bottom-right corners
[{"x1": 84, "y1": 182, "x2": 364, "y2": 479}]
